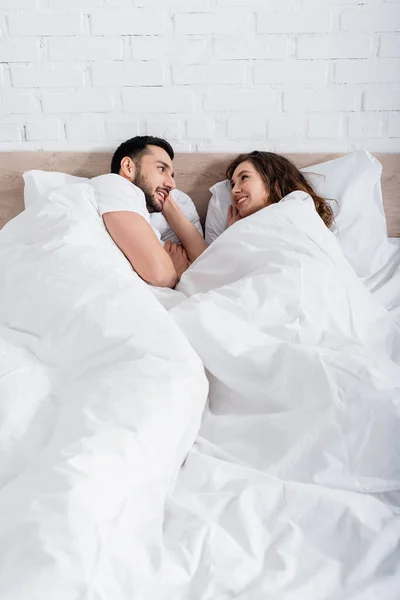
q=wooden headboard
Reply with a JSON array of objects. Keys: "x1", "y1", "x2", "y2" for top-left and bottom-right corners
[{"x1": 1, "y1": 152, "x2": 399, "y2": 236}]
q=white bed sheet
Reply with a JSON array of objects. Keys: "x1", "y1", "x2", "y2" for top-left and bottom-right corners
[
  {"x1": 0, "y1": 181, "x2": 208, "y2": 599},
  {"x1": 159, "y1": 193, "x2": 400, "y2": 599},
  {"x1": 364, "y1": 237, "x2": 400, "y2": 324},
  {"x1": 0, "y1": 183, "x2": 399, "y2": 600}
]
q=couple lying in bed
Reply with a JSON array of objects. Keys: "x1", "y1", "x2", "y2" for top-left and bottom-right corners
[{"x1": 93, "y1": 135, "x2": 334, "y2": 289}]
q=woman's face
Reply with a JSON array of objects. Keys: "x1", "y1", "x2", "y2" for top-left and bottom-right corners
[{"x1": 230, "y1": 160, "x2": 269, "y2": 218}]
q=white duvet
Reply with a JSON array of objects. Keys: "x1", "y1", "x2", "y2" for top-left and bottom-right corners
[
  {"x1": 0, "y1": 183, "x2": 399, "y2": 599},
  {"x1": 162, "y1": 192, "x2": 400, "y2": 599},
  {"x1": 0, "y1": 182, "x2": 208, "y2": 599}
]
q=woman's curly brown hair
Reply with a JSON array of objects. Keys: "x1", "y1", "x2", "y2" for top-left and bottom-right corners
[{"x1": 226, "y1": 151, "x2": 334, "y2": 229}]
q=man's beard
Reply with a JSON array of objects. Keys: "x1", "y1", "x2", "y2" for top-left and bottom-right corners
[{"x1": 133, "y1": 167, "x2": 162, "y2": 213}]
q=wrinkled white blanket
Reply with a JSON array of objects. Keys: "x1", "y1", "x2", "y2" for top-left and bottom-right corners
[
  {"x1": 1, "y1": 183, "x2": 399, "y2": 600},
  {"x1": 161, "y1": 191, "x2": 400, "y2": 599},
  {"x1": 0, "y1": 182, "x2": 207, "y2": 599}
]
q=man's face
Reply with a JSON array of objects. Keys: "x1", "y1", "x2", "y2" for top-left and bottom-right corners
[{"x1": 133, "y1": 145, "x2": 176, "y2": 213}]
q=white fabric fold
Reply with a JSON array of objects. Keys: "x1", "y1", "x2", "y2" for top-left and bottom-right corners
[{"x1": 0, "y1": 180, "x2": 208, "y2": 599}]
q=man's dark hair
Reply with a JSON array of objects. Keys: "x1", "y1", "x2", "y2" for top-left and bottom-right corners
[{"x1": 110, "y1": 135, "x2": 174, "y2": 174}]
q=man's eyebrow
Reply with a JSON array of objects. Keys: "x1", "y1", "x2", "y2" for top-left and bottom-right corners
[{"x1": 157, "y1": 160, "x2": 174, "y2": 177}]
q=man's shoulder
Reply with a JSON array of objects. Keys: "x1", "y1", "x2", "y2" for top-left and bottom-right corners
[
  {"x1": 90, "y1": 173, "x2": 143, "y2": 199},
  {"x1": 91, "y1": 173, "x2": 149, "y2": 221}
]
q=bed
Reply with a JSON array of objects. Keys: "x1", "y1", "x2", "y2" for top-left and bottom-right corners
[
  {"x1": 0, "y1": 151, "x2": 399, "y2": 600},
  {"x1": 1, "y1": 151, "x2": 400, "y2": 234}
]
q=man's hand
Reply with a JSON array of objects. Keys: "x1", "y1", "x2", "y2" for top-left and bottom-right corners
[
  {"x1": 161, "y1": 193, "x2": 180, "y2": 221},
  {"x1": 164, "y1": 240, "x2": 191, "y2": 281},
  {"x1": 227, "y1": 204, "x2": 242, "y2": 228},
  {"x1": 161, "y1": 195, "x2": 208, "y2": 263}
]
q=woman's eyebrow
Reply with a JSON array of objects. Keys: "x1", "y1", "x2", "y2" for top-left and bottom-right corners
[{"x1": 231, "y1": 169, "x2": 251, "y2": 185}]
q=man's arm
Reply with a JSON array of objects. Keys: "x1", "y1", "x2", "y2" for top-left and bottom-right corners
[
  {"x1": 162, "y1": 196, "x2": 208, "y2": 263},
  {"x1": 102, "y1": 211, "x2": 179, "y2": 288}
]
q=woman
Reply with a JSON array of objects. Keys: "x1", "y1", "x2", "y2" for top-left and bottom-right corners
[
  {"x1": 163, "y1": 151, "x2": 334, "y2": 266},
  {"x1": 226, "y1": 151, "x2": 334, "y2": 230}
]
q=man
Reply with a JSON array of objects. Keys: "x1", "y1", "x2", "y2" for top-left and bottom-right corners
[{"x1": 91, "y1": 136, "x2": 206, "y2": 289}]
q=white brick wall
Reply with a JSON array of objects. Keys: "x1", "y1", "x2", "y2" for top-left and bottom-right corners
[
  {"x1": 90, "y1": 10, "x2": 172, "y2": 36},
  {"x1": 257, "y1": 10, "x2": 332, "y2": 34},
  {"x1": 0, "y1": 0, "x2": 399, "y2": 151},
  {"x1": 8, "y1": 12, "x2": 84, "y2": 36},
  {"x1": 26, "y1": 118, "x2": 65, "y2": 142}
]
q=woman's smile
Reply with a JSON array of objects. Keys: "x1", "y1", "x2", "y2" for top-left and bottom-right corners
[{"x1": 235, "y1": 195, "x2": 250, "y2": 210}]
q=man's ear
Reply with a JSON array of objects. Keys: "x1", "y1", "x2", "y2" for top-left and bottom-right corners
[{"x1": 119, "y1": 156, "x2": 136, "y2": 181}]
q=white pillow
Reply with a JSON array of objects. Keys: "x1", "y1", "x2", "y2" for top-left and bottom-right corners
[
  {"x1": 205, "y1": 149, "x2": 389, "y2": 278},
  {"x1": 23, "y1": 170, "x2": 202, "y2": 243},
  {"x1": 23, "y1": 170, "x2": 90, "y2": 207},
  {"x1": 150, "y1": 189, "x2": 203, "y2": 244}
]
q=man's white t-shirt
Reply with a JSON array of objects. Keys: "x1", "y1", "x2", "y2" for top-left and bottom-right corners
[{"x1": 90, "y1": 173, "x2": 162, "y2": 242}]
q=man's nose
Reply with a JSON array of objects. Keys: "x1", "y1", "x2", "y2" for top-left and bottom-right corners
[
  {"x1": 164, "y1": 173, "x2": 175, "y2": 190},
  {"x1": 163, "y1": 173, "x2": 176, "y2": 190}
]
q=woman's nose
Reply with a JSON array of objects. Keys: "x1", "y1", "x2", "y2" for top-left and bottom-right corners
[{"x1": 232, "y1": 184, "x2": 241, "y2": 195}]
